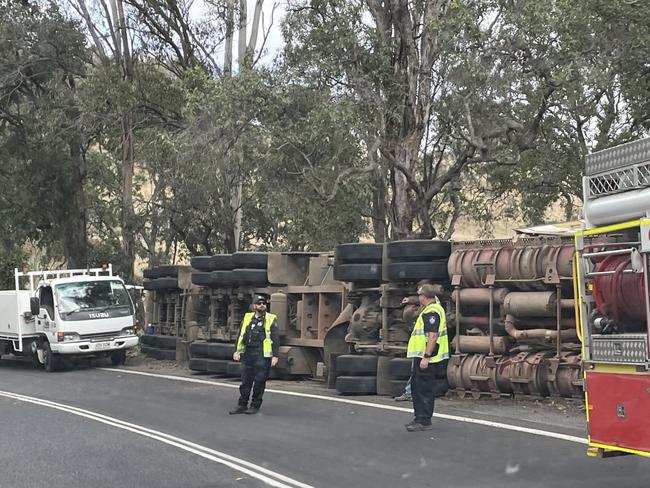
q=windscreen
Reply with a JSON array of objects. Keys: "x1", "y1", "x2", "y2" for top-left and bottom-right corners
[{"x1": 56, "y1": 280, "x2": 134, "y2": 321}]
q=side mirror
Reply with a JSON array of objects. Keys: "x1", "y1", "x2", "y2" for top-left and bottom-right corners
[{"x1": 30, "y1": 297, "x2": 40, "y2": 316}]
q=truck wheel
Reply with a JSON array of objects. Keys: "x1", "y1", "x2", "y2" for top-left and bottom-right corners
[
  {"x1": 232, "y1": 252, "x2": 268, "y2": 269},
  {"x1": 42, "y1": 342, "x2": 60, "y2": 372},
  {"x1": 191, "y1": 255, "x2": 235, "y2": 271},
  {"x1": 335, "y1": 375, "x2": 377, "y2": 395},
  {"x1": 226, "y1": 361, "x2": 242, "y2": 376},
  {"x1": 386, "y1": 240, "x2": 451, "y2": 261},
  {"x1": 385, "y1": 261, "x2": 448, "y2": 282},
  {"x1": 231, "y1": 268, "x2": 268, "y2": 286},
  {"x1": 336, "y1": 355, "x2": 378, "y2": 375},
  {"x1": 190, "y1": 341, "x2": 210, "y2": 358},
  {"x1": 389, "y1": 357, "x2": 413, "y2": 380},
  {"x1": 335, "y1": 243, "x2": 382, "y2": 264},
  {"x1": 204, "y1": 342, "x2": 236, "y2": 360},
  {"x1": 110, "y1": 350, "x2": 127, "y2": 366},
  {"x1": 333, "y1": 263, "x2": 382, "y2": 283}
]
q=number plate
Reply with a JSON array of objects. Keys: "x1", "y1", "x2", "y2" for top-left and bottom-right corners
[{"x1": 95, "y1": 341, "x2": 111, "y2": 350}]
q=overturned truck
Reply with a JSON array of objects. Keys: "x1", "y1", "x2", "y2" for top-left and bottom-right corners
[{"x1": 143, "y1": 232, "x2": 583, "y2": 400}]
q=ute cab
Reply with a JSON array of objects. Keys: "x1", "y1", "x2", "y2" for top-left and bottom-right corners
[{"x1": 0, "y1": 266, "x2": 139, "y2": 371}]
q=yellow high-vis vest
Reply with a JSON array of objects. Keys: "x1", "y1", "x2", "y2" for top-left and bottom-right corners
[
  {"x1": 236, "y1": 312, "x2": 276, "y2": 357},
  {"x1": 406, "y1": 302, "x2": 448, "y2": 363}
]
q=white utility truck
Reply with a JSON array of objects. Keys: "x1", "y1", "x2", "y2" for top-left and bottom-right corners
[{"x1": 0, "y1": 266, "x2": 139, "y2": 371}]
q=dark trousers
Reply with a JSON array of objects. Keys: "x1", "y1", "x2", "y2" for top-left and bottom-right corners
[
  {"x1": 238, "y1": 349, "x2": 271, "y2": 409},
  {"x1": 411, "y1": 358, "x2": 436, "y2": 425}
]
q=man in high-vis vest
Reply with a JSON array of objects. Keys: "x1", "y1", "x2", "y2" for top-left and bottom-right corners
[
  {"x1": 229, "y1": 294, "x2": 279, "y2": 415},
  {"x1": 405, "y1": 284, "x2": 449, "y2": 431}
]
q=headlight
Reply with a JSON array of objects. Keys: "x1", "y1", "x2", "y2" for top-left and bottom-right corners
[
  {"x1": 61, "y1": 332, "x2": 80, "y2": 342},
  {"x1": 120, "y1": 327, "x2": 135, "y2": 336}
]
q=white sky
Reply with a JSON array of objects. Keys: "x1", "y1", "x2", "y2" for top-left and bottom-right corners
[{"x1": 191, "y1": 0, "x2": 287, "y2": 68}]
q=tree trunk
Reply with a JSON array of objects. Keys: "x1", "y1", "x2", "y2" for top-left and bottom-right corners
[{"x1": 64, "y1": 138, "x2": 88, "y2": 268}]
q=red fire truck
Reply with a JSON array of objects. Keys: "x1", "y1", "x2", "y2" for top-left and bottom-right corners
[{"x1": 576, "y1": 137, "x2": 650, "y2": 458}]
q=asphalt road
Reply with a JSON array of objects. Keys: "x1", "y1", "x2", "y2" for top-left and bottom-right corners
[{"x1": 0, "y1": 358, "x2": 647, "y2": 488}]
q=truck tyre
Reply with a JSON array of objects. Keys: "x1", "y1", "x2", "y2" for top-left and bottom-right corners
[
  {"x1": 389, "y1": 357, "x2": 413, "y2": 380},
  {"x1": 333, "y1": 263, "x2": 382, "y2": 283},
  {"x1": 205, "y1": 358, "x2": 229, "y2": 374},
  {"x1": 335, "y1": 375, "x2": 377, "y2": 395},
  {"x1": 110, "y1": 350, "x2": 127, "y2": 366},
  {"x1": 190, "y1": 341, "x2": 210, "y2": 358},
  {"x1": 205, "y1": 342, "x2": 236, "y2": 360},
  {"x1": 143, "y1": 266, "x2": 180, "y2": 279},
  {"x1": 386, "y1": 240, "x2": 451, "y2": 261},
  {"x1": 232, "y1": 252, "x2": 268, "y2": 269},
  {"x1": 190, "y1": 256, "x2": 215, "y2": 272},
  {"x1": 191, "y1": 271, "x2": 213, "y2": 287},
  {"x1": 141, "y1": 345, "x2": 176, "y2": 361},
  {"x1": 42, "y1": 341, "x2": 60, "y2": 373},
  {"x1": 143, "y1": 277, "x2": 180, "y2": 291},
  {"x1": 31, "y1": 350, "x2": 43, "y2": 369},
  {"x1": 335, "y1": 243, "x2": 382, "y2": 264},
  {"x1": 385, "y1": 261, "x2": 448, "y2": 282},
  {"x1": 336, "y1": 355, "x2": 378, "y2": 375},
  {"x1": 140, "y1": 335, "x2": 156, "y2": 347},
  {"x1": 151, "y1": 335, "x2": 177, "y2": 350},
  {"x1": 189, "y1": 358, "x2": 209, "y2": 371},
  {"x1": 226, "y1": 361, "x2": 242, "y2": 376},
  {"x1": 231, "y1": 268, "x2": 268, "y2": 286},
  {"x1": 191, "y1": 255, "x2": 235, "y2": 272},
  {"x1": 390, "y1": 379, "x2": 409, "y2": 397},
  {"x1": 192, "y1": 270, "x2": 234, "y2": 288}
]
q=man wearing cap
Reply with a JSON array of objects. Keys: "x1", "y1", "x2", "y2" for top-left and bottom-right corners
[
  {"x1": 404, "y1": 284, "x2": 449, "y2": 431},
  {"x1": 229, "y1": 294, "x2": 280, "y2": 415}
]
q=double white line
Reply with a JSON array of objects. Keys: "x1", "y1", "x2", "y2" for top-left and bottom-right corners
[{"x1": 0, "y1": 390, "x2": 313, "y2": 488}]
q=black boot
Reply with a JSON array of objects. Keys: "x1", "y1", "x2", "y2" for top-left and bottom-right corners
[
  {"x1": 244, "y1": 407, "x2": 260, "y2": 415},
  {"x1": 229, "y1": 405, "x2": 247, "y2": 415}
]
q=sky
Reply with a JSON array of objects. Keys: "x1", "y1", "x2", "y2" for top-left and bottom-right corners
[{"x1": 191, "y1": 0, "x2": 287, "y2": 68}]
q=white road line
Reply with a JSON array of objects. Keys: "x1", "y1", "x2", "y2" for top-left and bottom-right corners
[
  {"x1": 101, "y1": 367, "x2": 588, "y2": 445},
  {"x1": 0, "y1": 390, "x2": 314, "y2": 488}
]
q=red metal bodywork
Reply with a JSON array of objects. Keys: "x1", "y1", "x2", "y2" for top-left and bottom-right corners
[{"x1": 586, "y1": 371, "x2": 650, "y2": 453}]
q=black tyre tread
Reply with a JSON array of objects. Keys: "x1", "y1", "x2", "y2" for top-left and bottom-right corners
[
  {"x1": 336, "y1": 375, "x2": 377, "y2": 395},
  {"x1": 390, "y1": 379, "x2": 409, "y2": 397},
  {"x1": 148, "y1": 335, "x2": 177, "y2": 350},
  {"x1": 143, "y1": 265, "x2": 181, "y2": 279},
  {"x1": 189, "y1": 357, "x2": 209, "y2": 371},
  {"x1": 140, "y1": 335, "x2": 156, "y2": 347},
  {"x1": 192, "y1": 271, "x2": 235, "y2": 288},
  {"x1": 385, "y1": 261, "x2": 448, "y2": 282},
  {"x1": 389, "y1": 357, "x2": 413, "y2": 379},
  {"x1": 190, "y1": 341, "x2": 210, "y2": 358},
  {"x1": 226, "y1": 361, "x2": 242, "y2": 376},
  {"x1": 143, "y1": 277, "x2": 180, "y2": 291},
  {"x1": 386, "y1": 240, "x2": 452, "y2": 261},
  {"x1": 110, "y1": 350, "x2": 127, "y2": 366},
  {"x1": 191, "y1": 255, "x2": 235, "y2": 272},
  {"x1": 333, "y1": 263, "x2": 381, "y2": 283},
  {"x1": 232, "y1": 268, "x2": 268, "y2": 286},
  {"x1": 141, "y1": 345, "x2": 176, "y2": 361},
  {"x1": 336, "y1": 355, "x2": 378, "y2": 375},
  {"x1": 204, "y1": 358, "x2": 230, "y2": 374},
  {"x1": 191, "y1": 271, "x2": 213, "y2": 287},
  {"x1": 206, "y1": 342, "x2": 236, "y2": 360},
  {"x1": 232, "y1": 252, "x2": 268, "y2": 269},
  {"x1": 335, "y1": 243, "x2": 382, "y2": 264}
]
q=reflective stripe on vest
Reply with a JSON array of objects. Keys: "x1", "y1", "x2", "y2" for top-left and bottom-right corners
[
  {"x1": 406, "y1": 302, "x2": 449, "y2": 363},
  {"x1": 236, "y1": 312, "x2": 276, "y2": 357}
]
